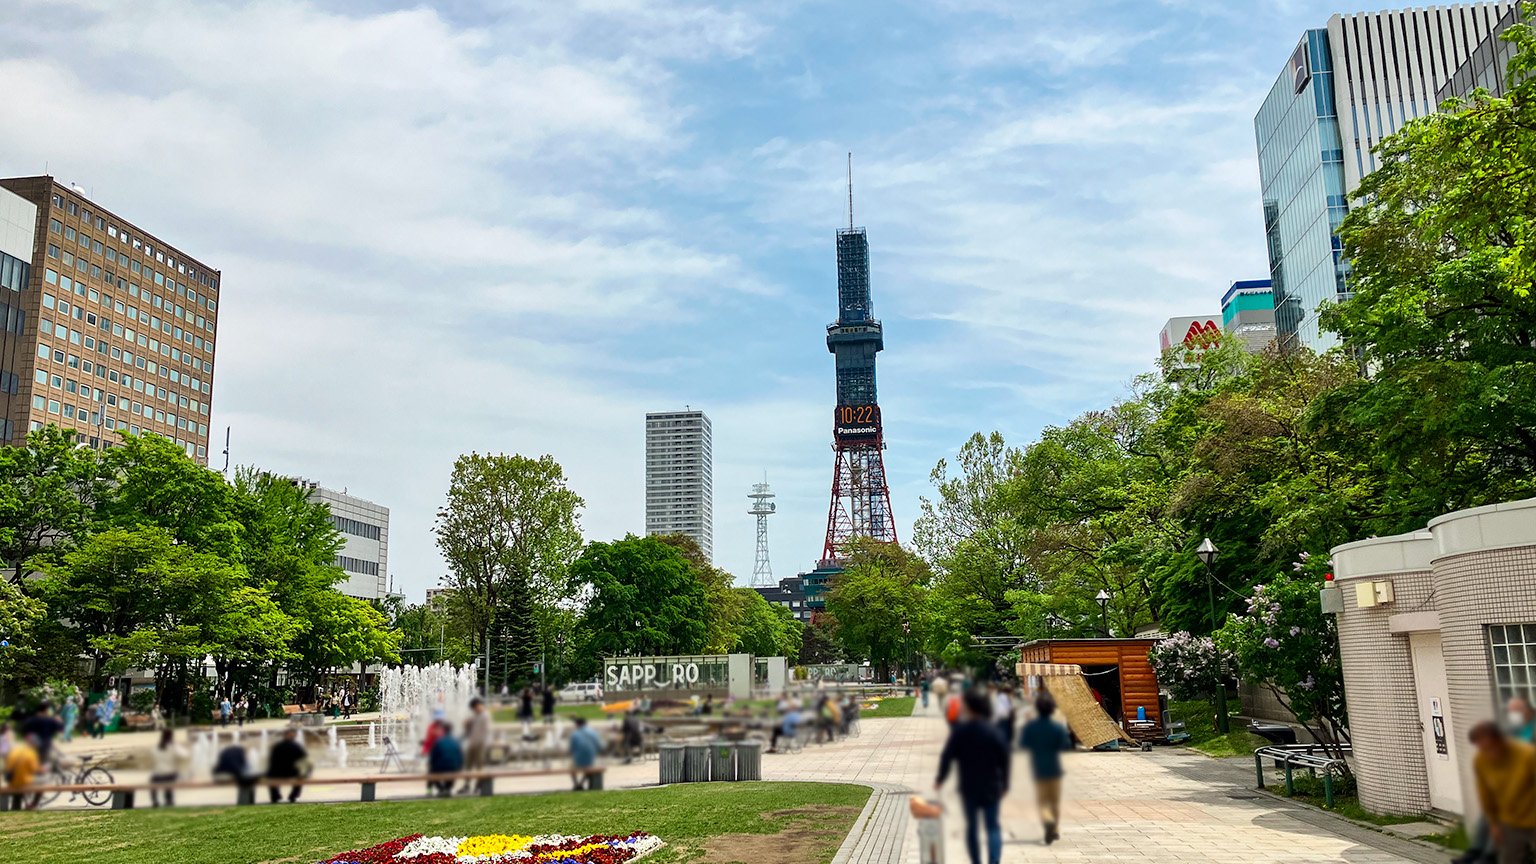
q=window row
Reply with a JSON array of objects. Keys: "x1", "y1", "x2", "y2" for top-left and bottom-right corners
[
  {"x1": 336, "y1": 555, "x2": 381, "y2": 576},
  {"x1": 25, "y1": 417, "x2": 209, "y2": 460},
  {"x1": 330, "y1": 515, "x2": 383, "y2": 541},
  {"x1": 43, "y1": 261, "x2": 218, "y2": 340},
  {"x1": 32, "y1": 365, "x2": 209, "y2": 415},
  {"x1": 49, "y1": 196, "x2": 218, "y2": 293}
]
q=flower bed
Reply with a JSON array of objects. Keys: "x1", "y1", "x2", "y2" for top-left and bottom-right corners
[{"x1": 318, "y1": 832, "x2": 665, "y2": 864}]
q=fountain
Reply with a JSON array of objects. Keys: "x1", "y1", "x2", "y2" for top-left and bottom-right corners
[{"x1": 378, "y1": 661, "x2": 480, "y2": 758}]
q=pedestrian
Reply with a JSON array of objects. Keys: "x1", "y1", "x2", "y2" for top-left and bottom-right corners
[
  {"x1": 542, "y1": 684, "x2": 556, "y2": 723},
  {"x1": 1470, "y1": 720, "x2": 1536, "y2": 864},
  {"x1": 266, "y1": 728, "x2": 309, "y2": 804},
  {"x1": 992, "y1": 684, "x2": 1015, "y2": 746},
  {"x1": 459, "y1": 698, "x2": 491, "y2": 794},
  {"x1": 1509, "y1": 696, "x2": 1535, "y2": 744},
  {"x1": 568, "y1": 716, "x2": 602, "y2": 790},
  {"x1": 621, "y1": 709, "x2": 645, "y2": 763},
  {"x1": 935, "y1": 689, "x2": 1010, "y2": 864},
  {"x1": 219, "y1": 695, "x2": 232, "y2": 727},
  {"x1": 701, "y1": 694, "x2": 715, "y2": 716},
  {"x1": 1019, "y1": 694, "x2": 1074, "y2": 844},
  {"x1": 342, "y1": 691, "x2": 354, "y2": 719},
  {"x1": 421, "y1": 712, "x2": 447, "y2": 756},
  {"x1": 60, "y1": 695, "x2": 78, "y2": 743},
  {"x1": 149, "y1": 729, "x2": 186, "y2": 807},
  {"x1": 21, "y1": 702, "x2": 64, "y2": 767},
  {"x1": 427, "y1": 721, "x2": 464, "y2": 798},
  {"x1": 920, "y1": 676, "x2": 931, "y2": 710},
  {"x1": 4, "y1": 731, "x2": 41, "y2": 811},
  {"x1": 945, "y1": 688, "x2": 963, "y2": 726},
  {"x1": 234, "y1": 698, "x2": 247, "y2": 728},
  {"x1": 519, "y1": 686, "x2": 535, "y2": 738}
]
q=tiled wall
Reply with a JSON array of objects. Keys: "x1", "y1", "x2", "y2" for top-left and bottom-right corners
[{"x1": 1336, "y1": 568, "x2": 1435, "y2": 815}]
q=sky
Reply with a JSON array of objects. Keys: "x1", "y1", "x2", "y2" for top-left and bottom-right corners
[{"x1": 0, "y1": 0, "x2": 1352, "y2": 601}]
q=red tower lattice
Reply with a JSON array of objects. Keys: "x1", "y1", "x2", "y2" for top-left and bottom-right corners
[{"x1": 822, "y1": 434, "x2": 897, "y2": 563}]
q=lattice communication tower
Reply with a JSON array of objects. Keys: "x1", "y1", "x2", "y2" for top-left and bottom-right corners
[{"x1": 747, "y1": 480, "x2": 776, "y2": 587}]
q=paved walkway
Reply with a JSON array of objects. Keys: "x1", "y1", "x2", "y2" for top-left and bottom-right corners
[{"x1": 42, "y1": 702, "x2": 1451, "y2": 864}]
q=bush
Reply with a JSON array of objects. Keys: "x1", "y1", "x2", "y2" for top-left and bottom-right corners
[
  {"x1": 1149, "y1": 633, "x2": 1233, "y2": 701},
  {"x1": 127, "y1": 688, "x2": 158, "y2": 714}
]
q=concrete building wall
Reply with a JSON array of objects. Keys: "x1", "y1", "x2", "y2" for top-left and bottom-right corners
[{"x1": 305, "y1": 483, "x2": 389, "y2": 601}]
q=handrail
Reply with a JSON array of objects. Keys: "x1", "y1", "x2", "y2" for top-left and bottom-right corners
[{"x1": 1254, "y1": 744, "x2": 1351, "y2": 806}]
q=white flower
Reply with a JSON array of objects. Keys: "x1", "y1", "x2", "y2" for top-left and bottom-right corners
[{"x1": 396, "y1": 836, "x2": 466, "y2": 860}]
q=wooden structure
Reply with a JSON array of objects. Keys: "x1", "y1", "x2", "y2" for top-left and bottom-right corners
[{"x1": 1017, "y1": 639, "x2": 1161, "y2": 740}]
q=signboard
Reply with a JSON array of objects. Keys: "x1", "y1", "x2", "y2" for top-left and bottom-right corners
[
  {"x1": 1290, "y1": 40, "x2": 1311, "y2": 94},
  {"x1": 1430, "y1": 697, "x2": 1448, "y2": 757},
  {"x1": 603, "y1": 654, "x2": 732, "y2": 693}
]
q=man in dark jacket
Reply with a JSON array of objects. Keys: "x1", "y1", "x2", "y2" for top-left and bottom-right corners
[
  {"x1": 1019, "y1": 694, "x2": 1074, "y2": 844},
  {"x1": 936, "y1": 689, "x2": 1010, "y2": 864},
  {"x1": 266, "y1": 728, "x2": 308, "y2": 804}
]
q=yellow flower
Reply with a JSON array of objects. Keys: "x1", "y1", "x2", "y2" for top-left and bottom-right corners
[{"x1": 458, "y1": 835, "x2": 536, "y2": 857}]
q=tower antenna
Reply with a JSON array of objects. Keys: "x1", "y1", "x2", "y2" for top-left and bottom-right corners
[
  {"x1": 748, "y1": 478, "x2": 776, "y2": 587},
  {"x1": 847, "y1": 153, "x2": 854, "y2": 230}
]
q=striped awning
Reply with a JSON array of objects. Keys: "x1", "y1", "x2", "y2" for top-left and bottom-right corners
[{"x1": 1016, "y1": 662, "x2": 1083, "y2": 677}]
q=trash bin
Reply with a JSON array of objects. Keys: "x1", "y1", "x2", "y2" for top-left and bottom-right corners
[
  {"x1": 659, "y1": 744, "x2": 684, "y2": 785},
  {"x1": 735, "y1": 741, "x2": 761, "y2": 781},
  {"x1": 710, "y1": 740, "x2": 736, "y2": 782},
  {"x1": 910, "y1": 797, "x2": 944, "y2": 864},
  {"x1": 683, "y1": 743, "x2": 711, "y2": 783}
]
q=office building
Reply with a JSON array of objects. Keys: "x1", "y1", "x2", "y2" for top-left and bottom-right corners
[
  {"x1": 1256, "y1": 3, "x2": 1513, "y2": 351},
  {"x1": 1221, "y1": 279, "x2": 1277, "y2": 352},
  {"x1": 0, "y1": 177, "x2": 220, "y2": 458},
  {"x1": 425, "y1": 587, "x2": 454, "y2": 609},
  {"x1": 754, "y1": 575, "x2": 814, "y2": 624},
  {"x1": 1438, "y1": 4, "x2": 1527, "y2": 100},
  {"x1": 291, "y1": 479, "x2": 390, "y2": 601},
  {"x1": 645, "y1": 409, "x2": 713, "y2": 561}
]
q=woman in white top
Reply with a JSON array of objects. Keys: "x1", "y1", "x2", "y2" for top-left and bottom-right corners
[{"x1": 149, "y1": 729, "x2": 186, "y2": 807}]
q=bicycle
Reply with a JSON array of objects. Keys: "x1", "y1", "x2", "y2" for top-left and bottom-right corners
[{"x1": 36, "y1": 753, "x2": 115, "y2": 808}]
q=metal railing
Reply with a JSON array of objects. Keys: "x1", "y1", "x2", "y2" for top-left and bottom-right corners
[{"x1": 1254, "y1": 743, "x2": 1352, "y2": 807}]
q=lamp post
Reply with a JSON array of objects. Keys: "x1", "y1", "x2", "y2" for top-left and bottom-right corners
[
  {"x1": 556, "y1": 632, "x2": 566, "y2": 688},
  {"x1": 1045, "y1": 613, "x2": 1063, "y2": 640},
  {"x1": 902, "y1": 619, "x2": 912, "y2": 689},
  {"x1": 1195, "y1": 537, "x2": 1230, "y2": 734},
  {"x1": 635, "y1": 619, "x2": 645, "y2": 657},
  {"x1": 1095, "y1": 590, "x2": 1111, "y2": 637}
]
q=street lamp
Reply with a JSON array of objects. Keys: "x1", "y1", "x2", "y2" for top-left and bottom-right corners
[
  {"x1": 556, "y1": 632, "x2": 566, "y2": 687},
  {"x1": 1195, "y1": 537, "x2": 1231, "y2": 734},
  {"x1": 635, "y1": 619, "x2": 644, "y2": 657},
  {"x1": 902, "y1": 619, "x2": 912, "y2": 689},
  {"x1": 1095, "y1": 590, "x2": 1111, "y2": 637},
  {"x1": 1045, "y1": 613, "x2": 1064, "y2": 640}
]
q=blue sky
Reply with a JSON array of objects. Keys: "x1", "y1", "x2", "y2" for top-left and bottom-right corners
[{"x1": 0, "y1": 0, "x2": 1352, "y2": 600}]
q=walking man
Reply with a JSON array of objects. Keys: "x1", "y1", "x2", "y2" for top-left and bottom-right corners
[
  {"x1": 1470, "y1": 720, "x2": 1536, "y2": 864},
  {"x1": 936, "y1": 689, "x2": 1010, "y2": 864},
  {"x1": 1019, "y1": 694, "x2": 1074, "y2": 844},
  {"x1": 459, "y1": 697, "x2": 491, "y2": 794},
  {"x1": 219, "y1": 696, "x2": 232, "y2": 727}
]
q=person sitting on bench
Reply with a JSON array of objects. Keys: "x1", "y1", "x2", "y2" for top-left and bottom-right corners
[
  {"x1": 267, "y1": 729, "x2": 308, "y2": 804},
  {"x1": 569, "y1": 717, "x2": 602, "y2": 790},
  {"x1": 427, "y1": 721, "x2": 464, "y2": 798},
  {"x1": 769, "y1": 701, "x2": 802, "y2": 753}
]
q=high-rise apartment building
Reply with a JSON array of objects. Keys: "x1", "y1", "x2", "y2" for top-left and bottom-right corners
[
  {"x1": 0, "y1": 177, "x2": 220, "y2": 459},
  {"x1": 1256, "y1": 3, "x2": 1513, "y2": 351},
  {"x1": 645, "y1": 409, "x2": 713, "y2": 561}
]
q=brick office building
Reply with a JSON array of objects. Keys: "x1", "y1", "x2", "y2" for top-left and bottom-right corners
[
  {"x1": 0, "y1": 177, "x2": 219, "y2": 461},
  {"x1": 1330, "y1": 497, "x2": 1536, "y2": 819}
]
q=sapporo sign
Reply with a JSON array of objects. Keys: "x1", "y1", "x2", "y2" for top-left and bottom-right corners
[{"x1": 603, "y1": 655, "x2": 728, "y2": 691}]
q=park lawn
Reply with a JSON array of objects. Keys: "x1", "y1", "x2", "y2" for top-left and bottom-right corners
[
  {"x1": 1168, "y1": 699, "x2": 1262, "y2": 758},
  {"x1": 859, "y1": 697, "x2": 915, "y2": 719},
  {"x1": 0, "y1": 781, "x2": 871, "y2": 864},
  {"x1": 493, "y1": 703, "x2": 609, "y2": 722}
]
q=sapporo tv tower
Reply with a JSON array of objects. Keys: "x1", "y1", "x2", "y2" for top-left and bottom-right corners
[{"x1": 821, "y1": 156, "x2": 897, "y2": 563}]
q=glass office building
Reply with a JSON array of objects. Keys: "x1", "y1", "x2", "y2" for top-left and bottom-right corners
[
  {"x1": 1257, "y1": 30, "x2": 1349, "y2": 351},
  {"x1": 1255, "y1": 4, "x2": 1514, "y2": 351}
]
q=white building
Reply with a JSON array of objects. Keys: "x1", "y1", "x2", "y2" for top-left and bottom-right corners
[
  {"x1": 301, "y1": 481, "x2": 389, "y2": 601},
  {"x1": 645, "y1": 409, "x2": 713, "y2": 561}
]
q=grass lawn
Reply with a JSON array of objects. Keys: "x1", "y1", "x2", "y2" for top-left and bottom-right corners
[
  {"x1": 859, "y1": 697, "x2": 915, "y2": 719},
  {"x1": 0, "y1": 781, "x2": 871, "y2": 864},
  {"x1": 1265, "y1": 775, "x2": 1427, "y2": 827},
  {"x1": 493, "y1": 703, "x2": 610, "y2": 722},
  {"x1": 1167, "y1": 699, "x2": 1263, "y2": 758}
]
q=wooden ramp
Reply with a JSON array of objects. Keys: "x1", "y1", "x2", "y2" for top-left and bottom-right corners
[{"x1": 1041, "y1": 672, "x2": 1132, "y2": 749}]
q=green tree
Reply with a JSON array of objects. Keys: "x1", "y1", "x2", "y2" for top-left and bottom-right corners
[
  {"x1": 102, "y1": 433, "x2": 240, "y2": 556},
  {"x1": 799, "y1": 616, "x2": 843, "y2": 665},
  {"x1": 572, "y1": 535, "x2": 708, "y2": 658},
  {"x1": 0, "y1": 578, "x2": 46, "y2": 683},
  {"x1": 824, "y1": 539, "x2": 929, "y2": 678},
  {"x1": 654, "y1": 533, "x2": 745, "y2": 654},
  {"x1": 731, "y1": 588, "x2": 802, "y2": 661},
  {"x1": 0, "y1": 426, "x2": 106, "y2": 584},
  {"x1": 435, "y1": 453, "x2": 584, "y2": 686}
]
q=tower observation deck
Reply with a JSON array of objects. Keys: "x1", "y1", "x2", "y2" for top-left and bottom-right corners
[{"x1": 822, "y1": 220, "x2": 897, "y2": 563}]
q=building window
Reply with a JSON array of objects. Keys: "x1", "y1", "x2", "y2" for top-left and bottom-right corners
[{"x1": 1491, "y1": 623, "x2": 1536, "y2": 706}]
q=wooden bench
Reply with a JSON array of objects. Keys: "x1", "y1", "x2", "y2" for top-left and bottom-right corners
[{"x1": 0, "y1": 766, "x2": 606, "y2": 811}]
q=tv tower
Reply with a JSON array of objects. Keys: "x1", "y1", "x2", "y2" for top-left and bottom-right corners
[
  {"x1": 747, "y1": 480, "x2": 776, "y2": 586},
  {"x1": 822, "y1": 156, "x2": 897, "y2": 563}
]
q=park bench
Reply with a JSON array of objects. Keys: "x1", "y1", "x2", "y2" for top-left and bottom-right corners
[
  {"x1": 1253, "y1": 743, "x2": 1352, "y2": 807},
  {"x1": 0, "y1": 765, "x2": 605, "y2": 811}
]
